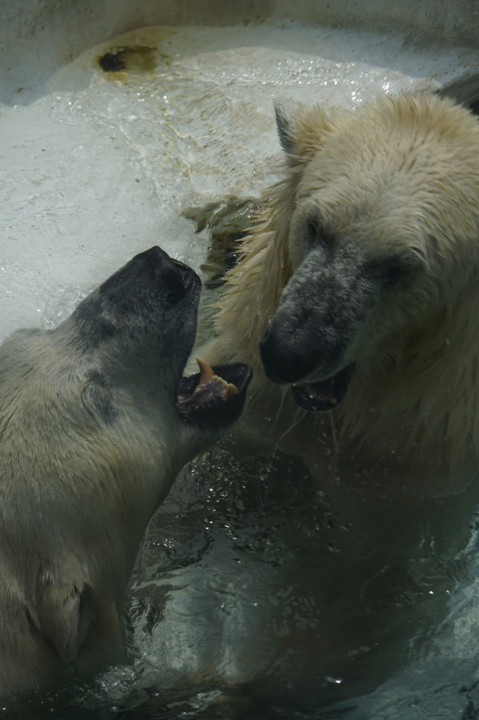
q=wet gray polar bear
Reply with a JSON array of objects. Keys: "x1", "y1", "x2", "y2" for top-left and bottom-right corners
[
  {"x1": 0, "y1": 246, "x2": 250, "y2": 696},
  {"x1": 208, "y1": 94, "x2": 479, "y2": 482}
]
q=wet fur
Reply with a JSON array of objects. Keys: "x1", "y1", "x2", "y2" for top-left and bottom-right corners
[
  {"x1": 207, "y1": 94, "x2": 479, "y2": 474},
  {"x1": 0, "y1": 249, "x2": 226, "y2": 695}
]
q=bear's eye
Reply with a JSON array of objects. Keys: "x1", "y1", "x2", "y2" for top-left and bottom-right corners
[
  {"x1": 305, "y1": 215, "x2": 334, "y2": 249},
  {"x1": 367, "y1": 250, "x2": 424, "y2": 286}
]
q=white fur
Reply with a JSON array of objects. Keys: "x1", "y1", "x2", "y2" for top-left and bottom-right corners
[
  {"x1": 207, "y1": 94, "x2": 479, "y2": 480},
  {"x1": 0, "y1": 254, "x2": 228, "y2": 695}
]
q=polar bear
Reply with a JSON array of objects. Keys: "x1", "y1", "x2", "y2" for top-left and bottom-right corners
[
  {"x1": 207, "y1": 94, "x2": 479, "y2": 484},
  {"x1": 0, "y1": 246, "x2": 250, "y2": 696}
]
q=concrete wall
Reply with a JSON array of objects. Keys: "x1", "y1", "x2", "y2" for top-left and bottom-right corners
[{"x1": 1, "y1": 0, "x2": 478, "y2": 82}]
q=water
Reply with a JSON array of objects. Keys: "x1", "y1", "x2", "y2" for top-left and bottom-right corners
[
  {"x1": 4, "y1": 439, "x2": 479, "y2": 718},
  {"x1": 2, "y1": 20, "x2": 479, "y2": 719},
  {"x1": 0, "y1": 22, "x2": 472, "y2": 340}
]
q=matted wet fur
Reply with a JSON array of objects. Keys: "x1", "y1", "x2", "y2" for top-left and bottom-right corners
[
  {"x1": 0, "y1": 246, "x2": 250, "y2": 696},
  {"x1": 205, "y1": 93, "x2": 479, "y2": 486}
]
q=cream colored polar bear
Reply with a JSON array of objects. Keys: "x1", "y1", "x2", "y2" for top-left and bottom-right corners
[
  {"x1": 208, "y1": 94, "x2": 479, "y2": 482},
  {"x1": 0, "y1": 246, "x2": 250, "y2": 696}
]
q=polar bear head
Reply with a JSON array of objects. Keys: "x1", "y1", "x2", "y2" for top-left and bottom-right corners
[
  {"x1": 259, "y1": 95, "x2": 479, "y2": 414},
  {"x1": 69, "y1": 245, "x2": 251, "y2": 438}
]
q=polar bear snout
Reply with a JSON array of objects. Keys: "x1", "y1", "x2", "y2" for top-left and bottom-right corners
[
  {"x1": 142, "y1": 246, "x2": 199, "y2": 305},
  {"x1": 164, "y1": 258, "x2": 196, "y2": 304},
  {"x1": 259, "y1": 259, "x2": 369, "y2": 388},
  {"x1": 70, "y1": 246, "x2": 202, "y2": 352},
  {"x1": 100, "y1": 245, "x2": 201, "y2": 310},
  {"x1": 259, "y1": 314, "x2": 355, "y2": 412},
  {"x1": 259, "y1": 318, "x2": 323, "y2": 384}
]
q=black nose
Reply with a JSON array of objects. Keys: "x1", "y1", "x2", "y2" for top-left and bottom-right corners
[
  {"x1": 259, "y1": 322, "x2": 318, "y2": 384},
  {"x1": 137, "y1": 246, "x2": 200, "y2": 303}
]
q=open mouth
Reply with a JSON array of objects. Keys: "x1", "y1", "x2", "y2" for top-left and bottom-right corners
[
  {"x1": 291, "y1": 364, "x2": 353, "y2": 412},
  {"x1": 178, "y1": 358, "x2": 252, "y2": 429}
]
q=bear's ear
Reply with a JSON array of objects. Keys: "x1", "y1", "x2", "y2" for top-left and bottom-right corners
[
  {"x1": 274, "y1": 100, "x2": 300, "y2": 154},
  {"x1": 274, "y1": 100, "x2": 301, "y2": 155},
  {"x1": 82, "y1": 372, "x2": 116, "y2": 422},
  {"x1": 274, "y1": 99, "x2": 332, "y2": 159}
]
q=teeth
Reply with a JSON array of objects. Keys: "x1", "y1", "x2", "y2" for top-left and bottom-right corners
[
  {"x1": 197, "y1": 357, "x2": 216, "y2": 385},
  {"x1": 196, "y1": 358, "x2": 239, "y2": 398},
  {"x1": 297, "y1": 381, "x2": 337, "y2": 405}
]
